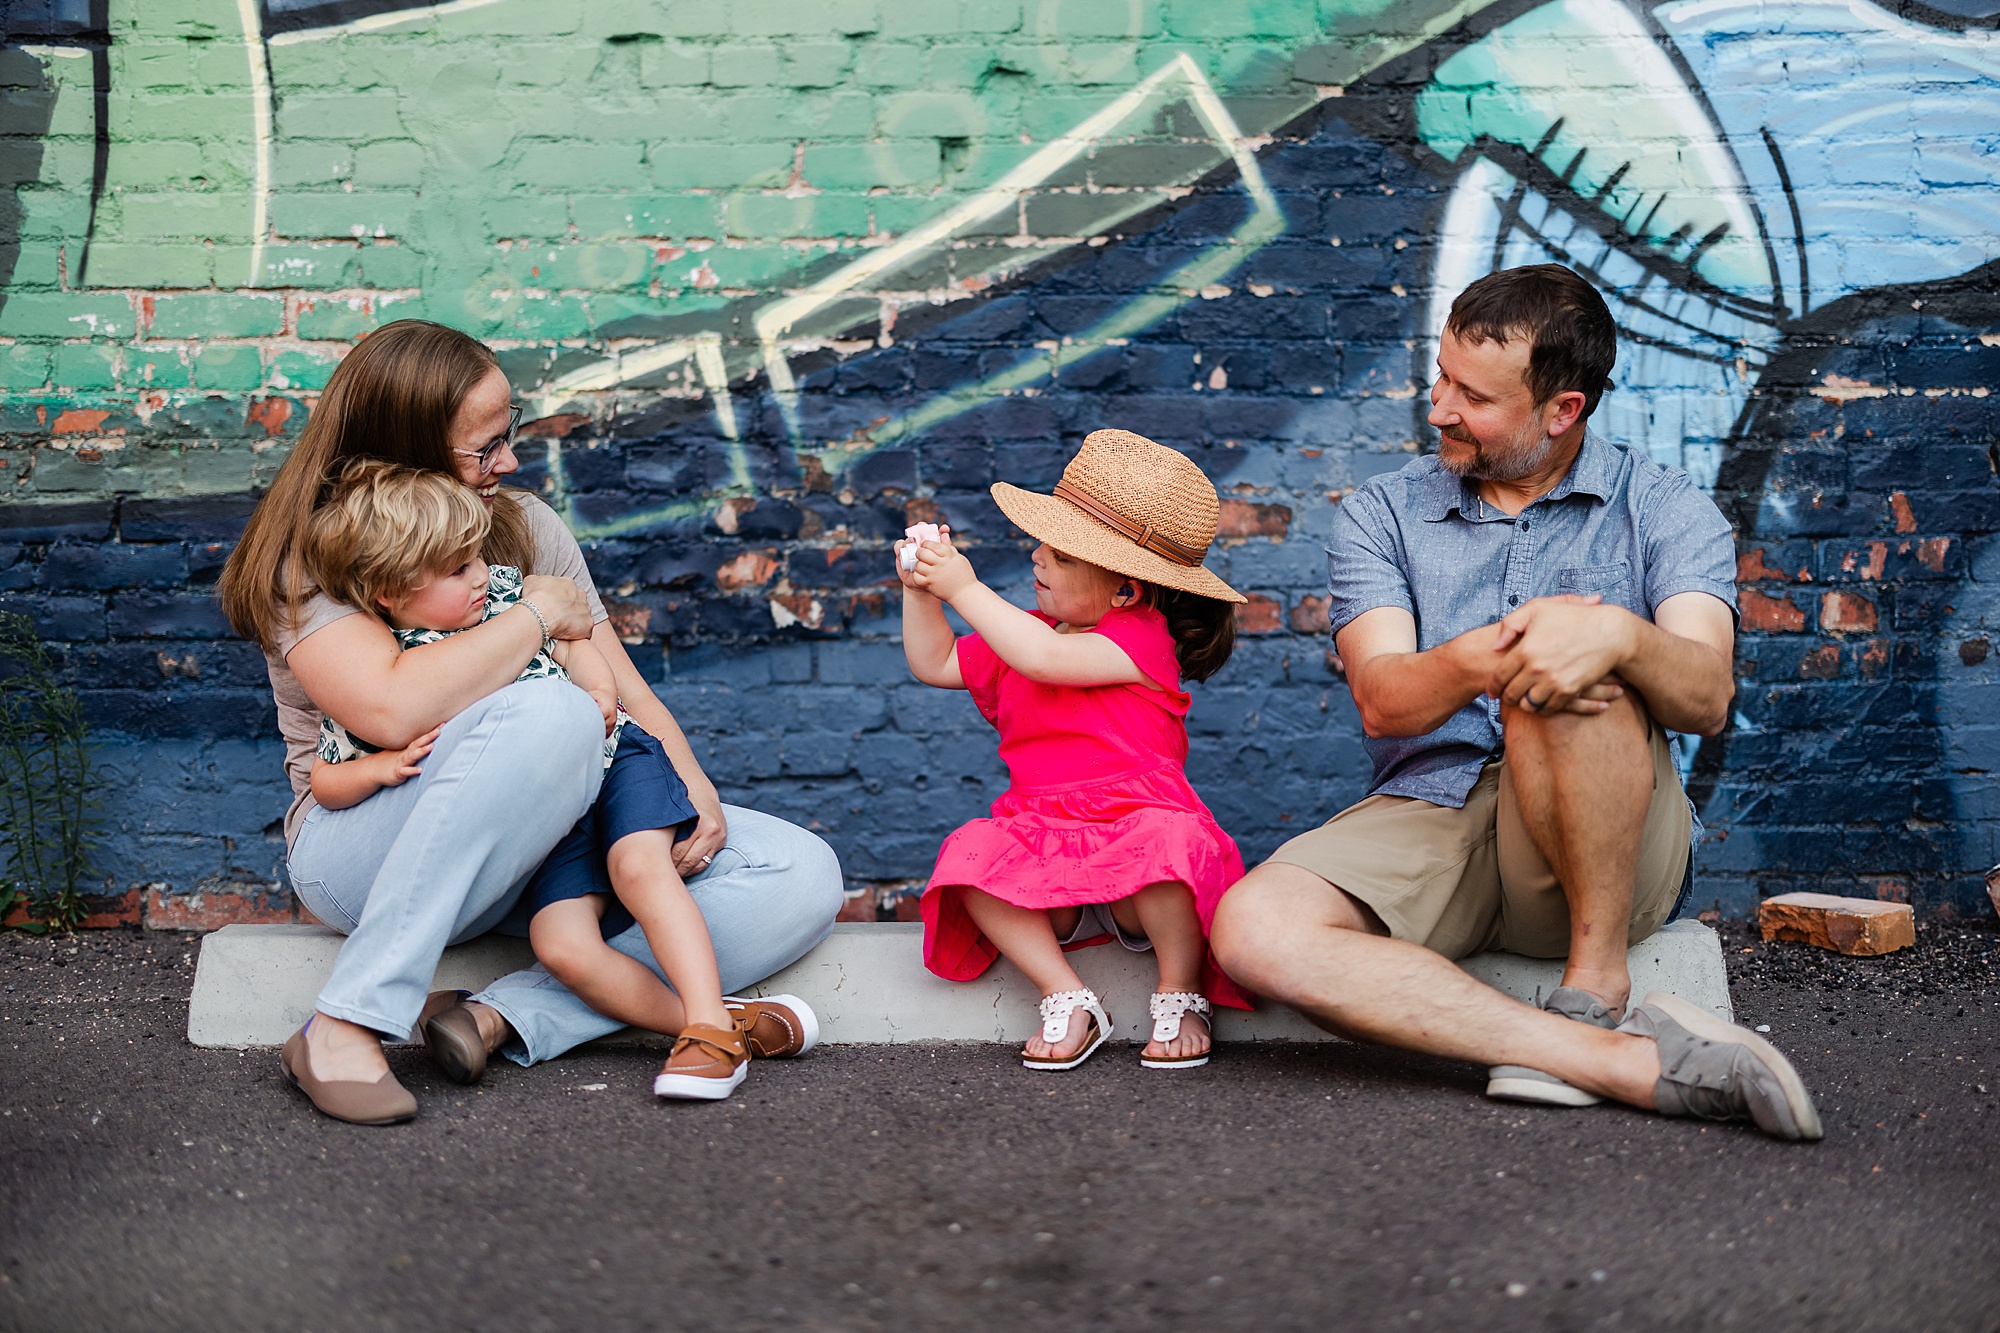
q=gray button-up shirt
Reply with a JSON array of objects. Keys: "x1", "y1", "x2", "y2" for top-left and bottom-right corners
[{"x1": 1325, "y1": 429, "x2": 1737, "y2": 808}]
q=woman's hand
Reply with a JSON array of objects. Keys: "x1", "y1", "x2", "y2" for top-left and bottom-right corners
[
  {"x1": 521, "y1": 573, "x2": 594, "y2": 640},
  {"x1": 671, "y1": 781, "x2": 729, "y2": 878},
  {"x1": 910, "y1": 529, "x2": 977, "y2": 601}
]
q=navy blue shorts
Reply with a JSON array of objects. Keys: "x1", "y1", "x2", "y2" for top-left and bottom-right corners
[{"x1": 501, "y1": 725, "x2": 700, "y2": 940}]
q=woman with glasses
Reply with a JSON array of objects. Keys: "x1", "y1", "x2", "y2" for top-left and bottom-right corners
[{"x1": 219, "y1": 320, "x2": 844, "y2": 1125}]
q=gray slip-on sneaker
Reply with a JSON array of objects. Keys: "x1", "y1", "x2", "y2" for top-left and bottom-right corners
[
  {"x1": 1624, "y1": 992, "x2": 1823, "y2": 1141},
  {"x1": 1487, "y1": 986, "x2": 1625, "y2": 1108}
]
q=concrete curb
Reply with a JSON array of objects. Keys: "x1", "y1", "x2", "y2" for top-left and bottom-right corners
[{"x1": 189, "y1": 919, "x2": 1731, "y2": 1048}]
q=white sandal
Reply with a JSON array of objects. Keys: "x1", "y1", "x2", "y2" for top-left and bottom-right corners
[
  {"x1": 1022, "y1": 988, "x2": 1110, "y2": 1071},
  {"x1": 1141, "y1": 990, "x2": 1213, "y2": 1070}
]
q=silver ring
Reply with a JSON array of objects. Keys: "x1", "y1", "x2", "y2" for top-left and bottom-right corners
[
  {"x1": 699, "y1": 854, "x2": 713, "y2": 866},
  {"x1": 1523, "y1": 694, "x2": 1544, "y2": 710}
]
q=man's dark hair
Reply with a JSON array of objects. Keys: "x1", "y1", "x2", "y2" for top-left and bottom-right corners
[{"x1": 1444, "y1": 264, "x2": 1617, "y2": 419}]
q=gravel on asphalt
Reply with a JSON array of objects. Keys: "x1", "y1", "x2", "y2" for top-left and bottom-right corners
[{"x1": 1, "y1": 920, "x2": 1996, "y2": 1332}]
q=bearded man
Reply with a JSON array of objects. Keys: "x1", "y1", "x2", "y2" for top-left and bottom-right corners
[{"x1": 1211, "y1": 264, "x2": 1823, "y2": 1141}]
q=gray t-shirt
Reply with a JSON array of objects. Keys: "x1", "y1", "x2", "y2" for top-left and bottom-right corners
[{"x1": 265, "y1": 492, "x2": 608, "y2": 851}]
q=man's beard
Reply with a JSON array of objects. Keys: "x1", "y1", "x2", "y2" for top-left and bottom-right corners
[{"x1": 1437, "y1": 417, "x2": 1556, "y2": 482}]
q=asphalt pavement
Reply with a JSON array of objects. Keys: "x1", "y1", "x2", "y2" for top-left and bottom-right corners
[{"x1": 1, "y1": 921, "x2": 1996, "y2": 1332}]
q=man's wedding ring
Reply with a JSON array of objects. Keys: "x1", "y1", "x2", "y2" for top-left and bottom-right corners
[{"x1": 1523, "y1": 694, "x2": 1545, "y2": 710}]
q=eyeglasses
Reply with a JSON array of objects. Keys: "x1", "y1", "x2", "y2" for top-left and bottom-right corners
[{"x1": 453, "y1": 403, "x2": 522, "y2": 476}]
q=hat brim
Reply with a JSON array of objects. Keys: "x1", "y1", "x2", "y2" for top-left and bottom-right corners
[{"x1": 989, "y1": 482, "x2": 1247, "y2": 603}]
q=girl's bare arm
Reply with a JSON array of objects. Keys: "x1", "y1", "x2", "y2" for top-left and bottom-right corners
[
  {"x1": 910, "y1": 538, "x2": 1147, "y2": 689},
  {"x1": 896, "y1": 538, "x2": 964, "y2": 688}
]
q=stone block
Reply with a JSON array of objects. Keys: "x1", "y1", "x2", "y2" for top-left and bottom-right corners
[
  {"x1": 275, "y1": 93, "x2": 405, "y2": 140},
  {"x1": 0, "y1": 291, "x2": 135, "y2": 340},
  {"x1": 120, "y1": 496, "x2": 258, "y2": 542},
  {"x1": 187, "y1": 920, "x2": 1732, "y2": 1049},
  {"x1": 189, "y1": 344, "x2": 264, "y2": 391},
  {"x1": 0, "y1": 501, "x2": 112, "y2": 542},
  {"x1": 39, "y1": 541, "x2": 187, "y2": 590},
  {"x1": 0, "y1": 592, "x2": 105, "y2": 640},
  {"x1": 0, "y1": 344, "x2": 50, "y2": 388},
  {"x1": 267, "y1": 191, "x2": 416, "y2": 241},
  {"x1": 106, "y1": 589, "x2": 233, "y2": 639},
  {"x1": 51, "y1": 344, "x2": 119, "y2": 391},
  {"x1": 147, "y1": 293, "x2": 286, "y2": 340},
  {"x1": 271, "y1": 349, "x2": 343, "y2": 391},
  {"x1": 83, "y1": 242, "x2": 212, "y2": 288},
  {"x1": 2, "y1": 886, "x2": 138, "y2": 929},
  {"x1": 1758, "y1": 892, "x2": 1916, "y2": 956},
  {"x1": 148, "y1": 881, "x2": 295, "y2": 931}
]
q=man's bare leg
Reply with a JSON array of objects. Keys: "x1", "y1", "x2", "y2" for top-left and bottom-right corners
[
  {"x1": 1501, "y1": 690, "x2": 1653, "y2": 1014},
  {"x1": 1210, "y1": 865, "x2": 1663, "y2": 1108}
]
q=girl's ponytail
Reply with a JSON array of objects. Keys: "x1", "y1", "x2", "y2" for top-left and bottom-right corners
[{"x1": 1150, "y1": 585, "x2": 1236, "y2": 683}]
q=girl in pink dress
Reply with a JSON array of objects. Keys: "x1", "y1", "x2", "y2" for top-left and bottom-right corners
[{"x1": 897, "y1": 429, "x2": 1253, "y2": 1072}]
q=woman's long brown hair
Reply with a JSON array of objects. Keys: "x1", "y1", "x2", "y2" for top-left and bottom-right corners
[{"x1": 219, "y1": 320, "x2": 534, "y2": 652}]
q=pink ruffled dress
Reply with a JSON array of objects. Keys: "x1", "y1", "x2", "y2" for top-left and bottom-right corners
[{"x1": 919, "y1": 603, "x2": 1252, "y2": 1009}]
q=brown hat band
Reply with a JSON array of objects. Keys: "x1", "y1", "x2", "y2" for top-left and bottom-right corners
[{"x1": 1051, "y1": 479, "x2": 1207, "y2": 567}]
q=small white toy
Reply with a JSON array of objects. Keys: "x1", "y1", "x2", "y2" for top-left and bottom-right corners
[{"x1": 899, "y1": 522, "x2": 943, "y2": 571}]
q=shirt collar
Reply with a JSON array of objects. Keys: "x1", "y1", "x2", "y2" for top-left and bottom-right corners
[
  {"x1": 1417, "y1": 428, "x2": 1617, "y2": 522},
  {"x1": 1549, "y1": 428, "x2": 1618, "y2": 503}
]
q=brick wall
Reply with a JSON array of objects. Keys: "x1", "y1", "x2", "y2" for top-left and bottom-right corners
[{"x1": 0, "y1": 0, "x2": 1993, "y2": 926}]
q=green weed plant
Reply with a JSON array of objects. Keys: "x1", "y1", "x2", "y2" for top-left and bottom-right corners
[{"x1": 0, "y1": 611, "x2": 99, "y2": 932}]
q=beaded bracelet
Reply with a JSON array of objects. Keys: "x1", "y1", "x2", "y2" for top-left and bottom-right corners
[{"x1": 516, "y1": 596, "x2": 552, "y2": 649}]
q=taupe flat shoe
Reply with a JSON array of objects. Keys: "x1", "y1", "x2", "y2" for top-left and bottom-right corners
[
  {"x1": 420, "y1": 991, "x2": 489, "y2": 1086},
  {"x1": 1487, "y1": 986, "x2": 1623, "y2": 1107},
  {"x1": 280, "y1": 1019, "x2": 417, "y2": 1126},
  {"x1": 1626, "y1": 992, "x2": 1823, "y2": 1141}
]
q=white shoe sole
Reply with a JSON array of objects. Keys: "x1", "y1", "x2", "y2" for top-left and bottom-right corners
[
  {"x1": 1641, "y1": 991, "x2": 1823, "y2": 1141},
  {"x1": 1486, "y1": 1069, "x2": 1602, "y2": 1107},
  {"x1": 727, "y1": 992, "x2": 821, "y2": 1056},
  {"x1": 1023, "y1": 1024, "x2": 1108, "y2": 1072},
  {"x1": 1140, "y1": 1055, "x2": 1210, "y2": 1070},
  {"x1": 653, "y1": 1063, "x2": 747, "y2": 1101}
]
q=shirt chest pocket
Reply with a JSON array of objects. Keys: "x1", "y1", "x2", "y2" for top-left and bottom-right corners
[{"x1": 1557, "y1": 560, "x2": 1635, "y2": 609}]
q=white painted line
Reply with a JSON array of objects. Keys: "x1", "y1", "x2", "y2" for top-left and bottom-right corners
[
  {"x1": 753, "y1": 52, "x2": 1227, "y2": 435},
  {"x1": 235, "y1": 0, "x2": 272, "y2": 288},
  {"x1": 536, "y1": 51, "x2": 1266, "y2": 441},
  {"x1": 267, "y1": 0, "x2": 511, "y2": 45}
]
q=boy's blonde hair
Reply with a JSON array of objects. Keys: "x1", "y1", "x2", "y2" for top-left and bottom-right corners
[{"x1": 305, "y1": 458, "x2": 491, "y2": 614}]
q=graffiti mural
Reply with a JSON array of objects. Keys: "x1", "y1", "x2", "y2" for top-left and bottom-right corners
[{"x1": 0, "y1": 0, "x2": 1991, "y2": 922}]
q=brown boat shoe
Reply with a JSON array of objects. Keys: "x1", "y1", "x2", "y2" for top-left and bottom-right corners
[
  {"x1": 653, "y1": 1023, "x2": 750, "y2": 1101},
  {"x1": 420, "y1": 990, "x2": 492, "y2": 1086},
  {"x1": 723, "y1": 993, "x2": 820, "y2": 1059}
]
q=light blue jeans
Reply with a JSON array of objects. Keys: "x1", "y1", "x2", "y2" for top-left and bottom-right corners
[{"x1": 288, "y1": 677, "x2": 844, "y2": 1063}]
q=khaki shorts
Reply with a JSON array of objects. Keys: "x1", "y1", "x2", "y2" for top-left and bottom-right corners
[{"x1": 1266, "y1": 724, "x2": 1691, "y2": 961}]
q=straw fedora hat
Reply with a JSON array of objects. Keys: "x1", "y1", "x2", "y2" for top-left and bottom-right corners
[{"x1": 990, "y1": 429, "x2": 1245, "y2": 603}]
